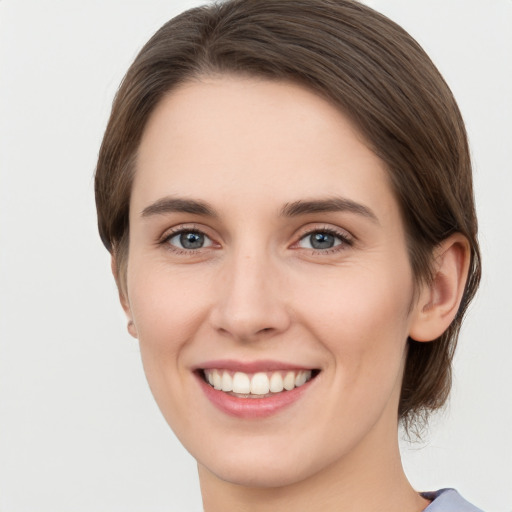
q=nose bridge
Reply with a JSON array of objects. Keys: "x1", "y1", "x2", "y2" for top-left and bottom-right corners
[{"x1": 211, "y1": 242, "x2": 290, "y2": 340}]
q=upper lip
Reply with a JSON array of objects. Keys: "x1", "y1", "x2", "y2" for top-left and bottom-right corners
[{"x1": 194, "y1": 359, "x2": 317, "y2": 373}]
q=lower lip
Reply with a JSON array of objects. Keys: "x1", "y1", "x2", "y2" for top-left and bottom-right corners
[{"x1": 196, "y1": 373, "x2": 315, "y2": 419}]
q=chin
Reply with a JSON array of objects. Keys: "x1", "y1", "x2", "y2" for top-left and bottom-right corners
[
  {"x1": 199, "y1": 454, "x2": 318, "y2": 489},
  {"x1": 192, "y1": 428, "x2": 345, "y2": 490}
]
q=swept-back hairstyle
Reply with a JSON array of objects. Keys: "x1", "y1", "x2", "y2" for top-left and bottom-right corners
[{"x1": 95, "y1": 0, "x2": 481, "y2": 429}]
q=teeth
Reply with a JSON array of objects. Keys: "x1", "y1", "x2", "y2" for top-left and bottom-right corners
[
  {"x1": 212, "y1": 369, "x2": 222, "y2": 390},
  {"x1": 269, "y1": 372, "x2": 284, "y2": 393},
  {"x1": 251, "y1": 372, "x2": 270, "y2": 395},
  {"x1": 232, "y1": 372, "x2": 251, "y2": 394},
  {"x1": 295, "y1": 371, "x2": 307, "y2": 387},
  {"x1": 204, "y1": 369, "x2": 313, "y2": 395},
  {"x1": 221, "y1": 372, "x2": 233, "y2": 392},
  {"x1": 283, "y1": 371, "x2": 295, "y2": 391}
]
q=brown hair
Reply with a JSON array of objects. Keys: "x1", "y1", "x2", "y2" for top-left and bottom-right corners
[{"x1": 95, "y1": 0, "x2": 481, "y2": 430}]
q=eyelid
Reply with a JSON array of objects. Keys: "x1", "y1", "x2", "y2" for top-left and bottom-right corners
[
  {"x1": 168, "y1": 231, "x2": 214, "y2": 249},
  {"x1": 157, "y1": 223, "x2": 354, "y2": 254},
  {"x1": 292, "y1": 224, "x2": 355, "y2": 252},
  {"x1": 158, "y1": 224, "x2": 220, "y2": 251}
]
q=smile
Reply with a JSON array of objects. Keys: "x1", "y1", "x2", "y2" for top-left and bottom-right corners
[
  {"x1": 203, "y1": 369, "x2": 315, "y2": 397},
  {"x1": 196, "y1": 361, "x2": 321, "y2": 418}
]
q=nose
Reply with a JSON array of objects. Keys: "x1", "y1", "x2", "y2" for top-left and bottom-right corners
[{"x1": 209, "y1": 249, "x2": 291, "y2": 342}]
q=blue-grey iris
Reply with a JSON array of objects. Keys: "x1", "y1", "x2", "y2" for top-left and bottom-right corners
[
  {"x1": 180, "y1": 232, "x2": 204, "y2": 249},
  {"x1": 310, "y1": 232, "x2": 336, "y2": 249}
]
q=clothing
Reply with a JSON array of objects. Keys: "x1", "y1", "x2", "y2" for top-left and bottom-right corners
[{"x1": 422, "y1": 488, "x2": 484, "y2": 511}]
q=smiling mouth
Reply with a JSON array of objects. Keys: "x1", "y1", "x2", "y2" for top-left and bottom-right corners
[{"x1": 201, "y1": 369, "x2": 320, "y2": 398}]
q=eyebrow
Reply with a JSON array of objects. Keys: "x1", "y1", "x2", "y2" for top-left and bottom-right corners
[
  {"x1": 280, "y1": 197, "x2": 379, "y2": 223},
  {"x1": 140, "y1": 195, "x2": 378, "y2": 223},
  {"x1": 141, "y1": 197, "x2": 218, "y2": 218}
]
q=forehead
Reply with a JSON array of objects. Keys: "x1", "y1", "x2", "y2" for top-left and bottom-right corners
[{"x1": 133, "y1": 75, "x2": 397, "y2": 221}]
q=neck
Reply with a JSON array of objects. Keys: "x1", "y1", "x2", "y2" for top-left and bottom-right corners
[{"x1": 198, "y1": 423, "x2": 429, "y2": 512}]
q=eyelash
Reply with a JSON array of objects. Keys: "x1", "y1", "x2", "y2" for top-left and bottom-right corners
[
  {"x1": 159, "y1": 225, "x2": 354, "y2": 255},
  {"x1": 159, "y1": 226, "x2": 215, "y2": 254},
  {"x1": 295, "y1": 226, "x2": 353, "y2": 254}
]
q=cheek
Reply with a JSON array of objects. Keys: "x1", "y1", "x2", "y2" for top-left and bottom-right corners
[
  {"x1": 128, "y1": 260, "x2": 207, "y2": 342},
  {"x1": 297, "y1": 264, "x2": 413, "y2": 386},
  {"x1": 126, "y1": 266, "x2": 211, "y2": 434},
  {"x1": 126, "y1": 263, "x2": 208, "y2": 388}
]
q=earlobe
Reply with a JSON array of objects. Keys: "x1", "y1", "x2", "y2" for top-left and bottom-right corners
[
  {"x1": 111, "y1": 256, "x2": 138, "y2": 339},
  {"x1": 409, "y1": 234, "x2": 471, "y2": 342}
]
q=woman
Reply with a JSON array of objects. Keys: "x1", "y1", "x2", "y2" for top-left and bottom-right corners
[{"x1": 95, "y1": 0, "x2": 482, "y2": 510}]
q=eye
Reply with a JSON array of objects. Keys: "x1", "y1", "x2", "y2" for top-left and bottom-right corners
[
  {"x1": 297, "y1": 229, "x2": 349, "y2": 251},
  {"x1": 166, "y1": 230, "x2": 213, "y2": 250}
]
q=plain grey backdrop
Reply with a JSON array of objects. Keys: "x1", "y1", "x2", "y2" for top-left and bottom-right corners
[{"x1": 0, "y1": 1, "x2": 511, "y2": 510}]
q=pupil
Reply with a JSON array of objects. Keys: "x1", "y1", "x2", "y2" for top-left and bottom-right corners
[
  {"x1": 180, "y1": 232, "x2": 204, "y2": 249},
  {"x1": 310, "y1": 232, "x2": 334, "y2": 249}
]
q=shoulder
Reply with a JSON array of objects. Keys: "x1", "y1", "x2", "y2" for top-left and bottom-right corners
[{"x1": 421, "y1": 489, "x2": 484, "y2": 512}]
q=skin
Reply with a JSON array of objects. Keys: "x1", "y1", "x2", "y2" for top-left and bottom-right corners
[{"x1": 118, "y1": 76, "x2": 470, "y2": 512}]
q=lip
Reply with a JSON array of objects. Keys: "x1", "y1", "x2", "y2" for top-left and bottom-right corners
[
  {"x1": 195, "y1": 359, "x2": 314, "y2": 373},
  {"x1": 194, "y1": 361, "x2": 319, "y2": 419}
]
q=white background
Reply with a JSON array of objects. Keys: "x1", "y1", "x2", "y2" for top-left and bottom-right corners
[{"x1": 0, "y1": 1, "x2": 510, "y2": 511}]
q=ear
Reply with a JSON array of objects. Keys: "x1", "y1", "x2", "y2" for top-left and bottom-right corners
[
  {"x1": 409, "y1": 233, "x2": 471, "y2": 342},
  {"x1": 111, "y1": 256, "x2": 138, "y2": 339}
]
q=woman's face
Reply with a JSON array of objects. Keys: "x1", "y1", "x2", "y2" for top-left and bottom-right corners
[{"x1": 124, "y1": 76, "x2": 421, "y2": 487}]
